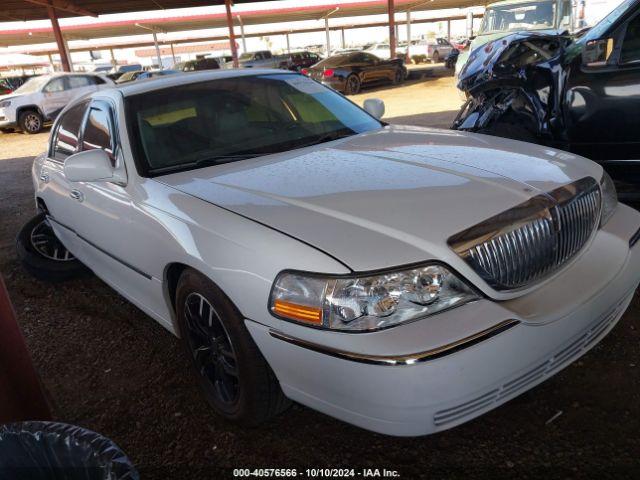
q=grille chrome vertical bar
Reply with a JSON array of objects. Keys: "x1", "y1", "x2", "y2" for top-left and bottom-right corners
[{"x1": 448, "y1": 177, "x2": 601, "y2": 291}]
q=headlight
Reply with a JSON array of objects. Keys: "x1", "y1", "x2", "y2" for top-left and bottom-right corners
[
  {"x1": 269, "y1": 264, "x2": 478, "y2": 331},
  {"x1": 600, "y1": 171, "x2": 617, "y2": 227},
  {"x1": 0, "y1": 100, "x2": 11, "y2": 108}
]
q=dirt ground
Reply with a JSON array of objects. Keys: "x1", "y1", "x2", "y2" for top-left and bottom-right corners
[{"x1": 0, "y1": 68, "x2": 639, "y2": 479}]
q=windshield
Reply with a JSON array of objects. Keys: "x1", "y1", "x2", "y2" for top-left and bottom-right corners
[
  {"x1": 14, "y1": 75, "x2": 50, "y2": 94},
  {"x1": 479, "y1": 0, "x2": 559, "y2": 34},
  {"x1": 126, "y1": 74, "x2": 382, "y2": 176}
]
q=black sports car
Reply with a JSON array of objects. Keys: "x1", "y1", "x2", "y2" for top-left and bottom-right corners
[{"x1": 302, "y1": 52, "x2": 406, "y2": 95}]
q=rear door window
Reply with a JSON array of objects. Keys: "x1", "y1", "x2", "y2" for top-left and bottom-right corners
[{"x1": 67, "y1": 75, "x2": 92, "y2": 89}]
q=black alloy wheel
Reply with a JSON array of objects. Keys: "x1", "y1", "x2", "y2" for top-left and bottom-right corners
[
  {"x1": 16, "y1": 213, "x2": 89, "y2": 282},
  {"x1": 345, "y1": 74, "x2": 361, "y2": 95},
  {"x1": 176, "y1": 269, "x2": 291, "y2": 425},
  {"x1": 183, "y1": 292, "x2": 240, "y2": 407}
]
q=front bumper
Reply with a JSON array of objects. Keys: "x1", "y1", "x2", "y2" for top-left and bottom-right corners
[
  {"x1": 246, "y1": 204, "x2": 640, "y2": 436},
  {"x1": 0, "y1": 108, "x2": 16, "y2": 127}
]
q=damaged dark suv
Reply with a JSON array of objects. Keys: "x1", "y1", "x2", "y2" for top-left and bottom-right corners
[{"x1": 453, "y1": 0, "x2": 640, "y2": 198}]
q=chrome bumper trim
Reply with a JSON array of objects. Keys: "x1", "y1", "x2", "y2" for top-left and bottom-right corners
[{"x1": 269, "y1": 319, "x2": 520, "y2": 366}]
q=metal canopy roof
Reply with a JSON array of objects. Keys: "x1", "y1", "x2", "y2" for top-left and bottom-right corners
[
  {"x1": 0, "y1": 0, "x2": 482, "y2": 47},
  {"x1": 1, "y1": 1, "x2": 269, "y2": 22}
]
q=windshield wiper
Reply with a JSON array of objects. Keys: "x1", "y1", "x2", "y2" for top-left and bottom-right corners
[
  {"x1": 294, "y1": 130, "x2": 355, "y2": 149},
  {"x1": 149, "y1": 152, "x2": 265, "y2": 175}
]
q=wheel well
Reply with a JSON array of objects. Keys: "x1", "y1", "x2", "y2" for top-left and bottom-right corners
[
  {"x1": 36, "y1": 197, "x2": 49, "y2": 214},
  {"x1": 165, "y1": 262, "x2": 190, "y2": 313},
  {"x1": 17, "y1": 105, "x2": 44, "y2": 119}
]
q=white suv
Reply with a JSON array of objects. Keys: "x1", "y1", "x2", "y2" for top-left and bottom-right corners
[{"x1": 0, "y1": 73, "x2": 113, "y2": 134}]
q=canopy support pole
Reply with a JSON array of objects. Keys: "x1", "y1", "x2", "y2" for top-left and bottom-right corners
[
  {"x1": 388, "y1": 0, "x2": 396, "y2": 59},
  {"x1": 152, "y1": 31, "x2": 162, "y2": 69},
  {"x1": 325, "y1": 17, "x2": 330, "y2": 56},
  {"x1": 225, "y1": 0, "x2": 239, "y2": 68},
  {"x1": 406, "y1": 9, "x2": 411, "y2": 59},
  {"x1": 286, "y1": 33, "x2": 291, "y2": 53},
  {"x1": 170, "y1": 43, "x2": 177, "y2": 64},
  {"x1": 341, "y1": 28, "x2": 345, "y2": 48},
  {"x1": 237, "y1": 14, "x2": 247, "y2": 53},
  {"x1": 47, "y1": 5, "x2": 71, "y2": 72}
]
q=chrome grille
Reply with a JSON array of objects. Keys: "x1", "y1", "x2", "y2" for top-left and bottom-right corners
[{"x1": 448, "y1": 178, "x2": 601, "y2": 290}]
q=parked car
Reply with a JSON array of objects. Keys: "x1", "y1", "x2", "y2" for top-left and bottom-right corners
[
  {"x1": 445, "y1": 48, "x2": 460, "y2": 69},
  {"x1": 238, "y1": 50, "x2": 286, "y2": 68},
  {"x1": 278, "y1": 51, "x2": 322, "y2": 71},
  {"x1": 115, "y1": 70, "x2": 144, "y2": 84},
  {"x1": 302, "y1": 52, "x2": 405, "y2": 94},
  {"x1": 174, "y1": 58, "x2": 220, "y2": 72},
  {"x1": 0, "y1": 73, "x2": 114, "y2": 134},
  {"x1": 24, "y1": 69, "x2": 640, "y2": 436},
  {"x1": 0, "y1": 76, "x2": 33, "y2": 95},
  {"x1": 416, "y1": 37, "x2": 455, "y2": 63},
  {"x1": 452, "y1": 0, "x2": 640, "y2": 199},
  {"x1": 365, "y1": 43, "x2": 392, "y2": 59}
]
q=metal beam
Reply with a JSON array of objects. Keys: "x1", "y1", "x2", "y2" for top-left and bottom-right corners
[
  {"x1": 285, "y1": 32, "x2": 290, "y2": 54},
  {"x1": 24, "y1": 0, "x2": 97, "y2": 18},
  {"x1": 388, "y1": 0, "x2": 396, "y2": 59},
  {"x1": 46, "y1": 5, "x2": 71, "y2": 72},
  {"x1": 224, "y1": 0, "x2": 239, "y2": 68},
  {"x1": 25, "y1": 14, "x2": 484, "y2": 56}
]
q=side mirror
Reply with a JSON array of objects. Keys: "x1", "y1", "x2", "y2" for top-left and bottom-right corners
[
  {"x1": 64, "y1": 149, "x2": 114, "y2": 183},
  {"x1": 363, "y1": 98, "x2": 385, "y2": 119},
  {"x1": 582, "y1": 38, "x2": 613, "y2": 67}
]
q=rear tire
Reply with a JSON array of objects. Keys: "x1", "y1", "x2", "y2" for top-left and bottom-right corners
[
  {"x1": 16, "y1": 213, "x2": 89, "y2": 282},
  {"x1": 344, "y1": 74, "x2": 361, "y2": 95},
  {"x1": 18, "y1": 110, "x2": 43, "y2": 134},
  {"x1": 392, "y1": 67, "x2": 403, "y2": 85},
  {"x1": 176, "y1": 269, "x2": 291, "y2": 426}
]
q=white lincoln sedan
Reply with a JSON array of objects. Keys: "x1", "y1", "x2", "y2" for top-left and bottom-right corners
[{"x1": 26, "y1": 70, "x2": 640, "y2": 436}]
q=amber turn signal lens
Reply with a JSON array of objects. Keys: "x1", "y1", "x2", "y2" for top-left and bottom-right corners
[{"x1": 273, "y1": 300, "x2": 323, "y2": 325}]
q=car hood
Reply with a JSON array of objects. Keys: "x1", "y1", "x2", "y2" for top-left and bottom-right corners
[
  {"x1": 156, "y1": 125, "x2": 600, "y2": 276},
  {"x1": 0, "y1": 93, "x2": 19, "y2": 103}
]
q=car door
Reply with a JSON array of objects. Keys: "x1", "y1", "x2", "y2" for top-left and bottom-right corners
[
  {"x1": 40, "y1": 77, "x2": 70, "y2": 119},
  {"x1": 63, "y1": 100, "x2": 163, "y2": 314},
  {"x1": 565, "y1": 8, "x2": 640, "y2": 165},
  {"x1": 38, "y1": 99, "x2": 90, "y2": 253},
  {"x1": 357, "y1": 53, "x2": 384, "y2": 83},
  {"x1": 438, "y1": 38, "x2": 454, "y2": 57}
]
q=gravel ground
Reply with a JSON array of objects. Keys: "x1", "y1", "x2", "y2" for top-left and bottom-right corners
[{"x1": 0, "y1": 73, "x2": 639, "y2": 479}]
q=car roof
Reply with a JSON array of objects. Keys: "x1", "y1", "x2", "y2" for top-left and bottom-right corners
[{"x1": 112, "y1": 68, "x2": 297, "y2": 97}]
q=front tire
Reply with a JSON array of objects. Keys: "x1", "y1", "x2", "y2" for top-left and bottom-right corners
[
  {"x1": 344, "y1": 74, "x2": 361, "y2": 95},
  {"x1": 432, "y1": 51, "x2": 440, "y2": 63},
  {"x1": 176, "y1": 269, "x2": 290, "y2": 426},
  {"x1": 18, "y1": 110, "x2": 43, "y2": 134},
  {"x1": 16, "y1": 213, "x2": 89, "y2": 282}
]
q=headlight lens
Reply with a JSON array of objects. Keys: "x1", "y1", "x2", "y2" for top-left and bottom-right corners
[
  {"x1": 600, "y1": 171, "x2": 617, "y2": 227},
  {"x1": 269, "y1": 264, "x2": 478, "y2": 331},
  {"x1": 0, "y1": 100, "x2": 11, "y2": 108}
]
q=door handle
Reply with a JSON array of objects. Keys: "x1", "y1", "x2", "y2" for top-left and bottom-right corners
[
  {"x1": 39, "y1": 172, "x2": 49, "y2": 183},
  {"x1": 69, "y1": 190, "x2": 84, "y2": 202}
]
